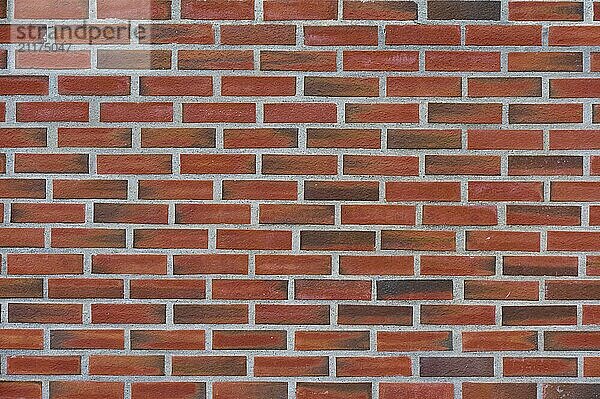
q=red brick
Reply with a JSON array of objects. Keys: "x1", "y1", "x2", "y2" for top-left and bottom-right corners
[
  {"x1": 181, "y1": 0, "x2": 253, "y2": 19},
  {"x1": 264, "y1": 0, "x2": 337, "y2": 20}
]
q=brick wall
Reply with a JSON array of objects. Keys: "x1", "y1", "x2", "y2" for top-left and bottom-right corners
[{"x1": 1, "y1": 0, "x2": 600, "y2": 398}]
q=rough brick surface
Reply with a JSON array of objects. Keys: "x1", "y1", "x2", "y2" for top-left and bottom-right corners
[{"x1": 1, "y1": 0, "x2": 600, "y2": 398}]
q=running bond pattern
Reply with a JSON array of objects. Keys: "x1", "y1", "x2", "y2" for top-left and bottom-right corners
[{"x1": 0, "y1": 0, "x2": 600, "y2": 398}]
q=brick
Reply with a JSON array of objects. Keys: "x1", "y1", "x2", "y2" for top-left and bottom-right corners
[
  {"x1": 93, "y1": 254, "x2": 167, "y2": 275},
  {"x1": 386, "y1": 25, "x2": 460, "y2": 45},
  {"x1": 297, "y1": 383, "x2": 372, "y2": 399},
  {"x1": 420, "y1": 357, "x2": 494, "y2": 377},
  {"x1": 388, "y1": 77, "x2": 462, "y2": 97},
  {"x1": 462, "y1": 331, "x2": 538, "y2": 352},
  {"x1": 421, "y1": 305, "x2": 496, "y2": 325},
  {"x1": 217, "y1": 229, "x2": 292, "y2": 250},
  {"x1": 213, "y1": 279, "x2": 287, "y2": 300},
  {"x1": 466, "y1": 25, "x2": 542, "y2": 46},
  {"x1": 97, "y1": 0, "x2": 171, "y2": 19},
  {"x1": 378, "y1": 279, "x2": 452, "y2": 300},
  {"x1": 15, "y1": 153, "x2": 88, "y2": 174},
  {"x1": 222, "y1": 76, "x2": 295, "y2": 96},
  {"x1": 213, "y1": 330, "x2": 287, "y2": 350},
  {"x1": 377, "y1": 331, "x2": 452, "y2": 351},
  {"x1": 464, "y1": 280, "x2": 539, "y2": 301},
  {"x1": 51, "y1": 329, "x2": 124, "y2": 349},
  {"x1": 254, "y1": 356, "x2": 328, "y2": 376},
  {"x1": 503, "y1": 256, "x2": 578, "y2": 276},
  {"x1": 468, "y1": 129, "x2": 543, "y2": 150},
  {"x1": 256, "y1": 255, "x2": 331, "y2": 275},
  {"x1": 343, "y1": 1, "x2": 417, "y2": 20},
  {"x1": 50, "y1": 382, "x2": 124, "y2": 399},
  {"x1": 89, "y1": 355, "x2": 164, "y2": 376},
  {"x1": 221, "y1": 25, "x2": 296, "y2": 45},
  {"x1": 52, "y1": 180, "x2": 127, "y2": 199},
  {"x1": 382, "y1": 230, "x2": 456, "y2": 251},
  {"x1": 305, "y1": 25, "x2": 378, "y2": 46},
  {"x1": 14, "y1": 0, "x2": 88, "y2": 19},
  {"x1": 179, "y1": 50, "x2": 253, "y2": 70},
  {"x1": 58, "y1": 76, "x2": 129, "y2": 96},
  {"x1": 131, "y1": 279, "x2": 205, "y2": 299},
  {"x1": 346, "y1": 103, "x2": 419, "y2": 123},
  {"x1": 423, "y1": 205, "x2": 497, "y2": 226},
  {"x1": 300, "y1": 230, "x2": 376, "y2": 251},
  {"x1": 467, "y1": 231, "x2": 540, "y2": 252},
  {"x1": 428, "y1": 1, "x2": 500, "y2": 20},
  {"x1": 48, "y1": 278, "x2": 123, "y2": 299},
  {"x1": 224, "y1": 128, "x2": 297, "y2": 148},
  {"x1": 305, "y1": 77, "x2": 379, "y2": 97},
  {"x1": 462, "y1": 383, "x2": 537, "y2": 399},
  {"x1": 0, "y1": 329, "x2": 44, "y2": 349},
  {"x1": 223, "y1": 180, "x2": 297, "y2": 200},
  {"x1": 140, "y1": 76, "x2": 212, "y2": 96},
  {"x1": 0, "y1": 76, "x2": 48, "y2": 95},
  {"x1": 100, "y1": 102, "x2": 173, "y2": 122},
  {"x1": 17, "y1": 102, "x2": 88, "y2": 122},
  {"x1": 509, "y1": 52, "x2": 583, "y2": 71},
  {"x1": 503, "y1": 306, "x2": 577, "y2": 326},
  {"x1": 139, "y1": 24, "x2": 214, "y2": 44},
  {"x1": 177, "y1": 204, "x2": 251, "y2": 224},
  {"x1": 341, "y1": 205, "x2": 415, "y2": 225},
  {"x1": 265, "y1": 103, "x2": 337, "y2": 123},
  {"x1": 426, "y1": 51, "x2": 500, "y2": 71},
  {"x1": 51, "y1": 228, "x2": 125, "y2": 248},
  {"x1": 468, "y1": 77, "x2": 542, "y2": 97},
  {"x1": 338, "y1": 305, "x2": 412, "y2": 325},
  {"x1": 213, "y1": 382, "x2": 286, "y2": 399},
  {"x1": 97, "y1": 154, "x2": 172, "y2": 175},
  {"x1": 131, "y1": 330, "x2": 204, "y2": 350},
  {"x1": 504, "y1": 357, "x2": 577, "y2": 377},
  {"x1": 264, "y1": 0, "x2": 337, "y2": 20},
  {"x1": 387, "y1": 181, "x2": 461, "y2": 201},
  {"x1": 260, "y1": 204, "x2": 335, "y2": 225},
  {"x1": 131, "y1": 382, "x2": 205, "y2": 399},
  {"x1": 0, "y1": 128, "x2": 46, "y2": 148},
  {"x1": 256, "y1": 304, "x2": 329, "y2": 325},
  {"x1": 510, "y1": 2, "x2": 583, "y2": 21},
  {"x1": 426, "y1": 155, "x2": 501, "y2": 175},
  {"x1": 139, "y1": 180, "x2": 212, "y2": 200},
  {"x1": 343, "y1": 51, "x2": 419, "y2": 71},
  {"x1": 174, "y1": 304, "x2": 248, "y2": 324},
  {"x1": 428, "y1": 103, "x2": 502, "y2": 124},
  {"x1": 469, "y1": 181, "x2": 543, "y2": 202},
  {"x1": 509, "y1": 104, "x2": 583, "y2": 124},
  {"x1": 183, "y1": 103, "x2": 256, "y2": 123},
  {"x1": 262, "y1": 155, "x2": 337, "y2": 175},
  {"x1": 380, "y1": 383, "x2": 454, "y2": 399},
  {"x1": 0, "y1": 382, "x2": 42, "y2": 399},
  {"x1": 295, "y1": 331, "x2": 370, "y2": 350},
  {"x1": 174, "y1": 254, "x2": 248, "y2": 275},
  {"x1": 421, "y1": 256, "x2": 495, "y2": 276},
  {"x1": 8, "y1": 254, "x2": 83, "y2": 275},
  {"x1": 261, "y1": 51, "x2": 337, "y2": 71},
  {"x1": 9, "y1": 303, "x2": 82, "y2": 324},
  {"x1": 134, "y1": 229, "x2": 208, "y2": 249},
  {"x1": 15, "y1": 51, "x2": 91, "y2": 70},
  {"x1": 295, "y1": 279, "x2": 372, "y2": 300},
  {"x1": 11, "y1": 203, "x2": 85, "y2": 223},
  {"x1": 98, "y1": 50, "x2": 171, "y2": 70},
  {"x1": 551, "y1": 130, "x2": 600, "y2": 149},
  {"x1": 173, "y1": 356, "x2": 245, "y2": 376},
  {"x1": 59, "y1": 128, "x2": 131, "y2": 148},
  {"x1": 181, "y1": 0, "x2": 253, "y2": 19}
]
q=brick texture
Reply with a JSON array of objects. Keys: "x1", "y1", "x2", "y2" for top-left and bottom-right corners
[{"x1": 1, "y1": 0, "x2": 600, "y2": 398}]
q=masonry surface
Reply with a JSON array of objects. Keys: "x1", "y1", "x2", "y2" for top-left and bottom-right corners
[{"x1": 0, "y1": 0, "x2": 600, "y2": 398}]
